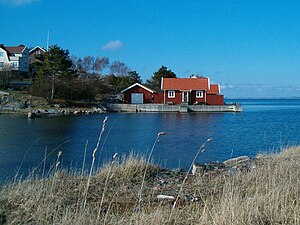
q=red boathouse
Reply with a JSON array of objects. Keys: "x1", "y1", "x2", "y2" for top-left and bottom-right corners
[{"x1": 121, "y1": 83, "x2": 163, "y2": 104}]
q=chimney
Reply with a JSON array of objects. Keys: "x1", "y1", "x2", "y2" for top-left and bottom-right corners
[{"x1": 0, "y1": 44, "x2": 4, "y2": 48}]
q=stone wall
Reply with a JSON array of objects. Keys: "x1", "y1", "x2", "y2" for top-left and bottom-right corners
[{"x1": 107, "y1": 103, "x2": 242, "y2": 113}]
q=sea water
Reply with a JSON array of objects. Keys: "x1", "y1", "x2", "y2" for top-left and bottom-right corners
[{"x1": 1, "y1": 99, "x2": 300, "y2": 183}]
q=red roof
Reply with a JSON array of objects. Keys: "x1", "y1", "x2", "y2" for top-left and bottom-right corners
[
  {"x1": 5, "y1": 45, "x2": 26, "y2": 54},
  {"x1": 162, "y1": 77, "x2": 209, "y2": 91},
  {"x1": 207, "y1": 84, "x2": 220, "y2": 94}
]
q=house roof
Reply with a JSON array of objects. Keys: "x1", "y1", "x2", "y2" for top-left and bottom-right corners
[
  {"x1": 121, "y1": 83, "x2": 155, "y2": 93},
  {"x1": 29, "y1": 46, "x2": 46, "y2": 53},
  {"x1": 161, "y1": 77, "x2": 210, "y2": 91},
  {"x1": 207, "y1": 84, "x2": 220, "y2": 94},
  {"x1": 5, "y1": 45, "x2": 26, "y2": 54}
]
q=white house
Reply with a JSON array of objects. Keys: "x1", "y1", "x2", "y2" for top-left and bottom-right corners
[{"x1": 0, "y1": 44, "x2": 29, "y2": 72}]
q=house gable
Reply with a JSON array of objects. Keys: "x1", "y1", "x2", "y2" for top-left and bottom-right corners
[
  {"x1": 121, "y1": 83, "x2": 154, "y2": 94},
  {"x1": 207, "y1": 84, "x2": 220, "y2": 95},
  {"x1": 29, "y1": 46, "x2": 46, "y2": 64},
  {"x1": 0, "y1": 44, "x2": 29, "y2": 72},
  {"x1": 0, "y1": 47, "x2": 10, "y2": 67},
  {"x1": 29, "y1": 46, "x2": 46, "y2": 54}
]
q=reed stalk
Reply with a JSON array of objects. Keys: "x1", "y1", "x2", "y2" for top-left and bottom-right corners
[
  {"x1": 82, "y1": 116, "x2": 108, "y2": 209},
  {"x1": 137, "y1": 132, "x2": 166, "y2": 208},
  {"x1": 168, "y1": 138, "x2": 212, "y2": 222},
  {"x1": 96, "y1": 153, "x2": 118, "y2": 221}
]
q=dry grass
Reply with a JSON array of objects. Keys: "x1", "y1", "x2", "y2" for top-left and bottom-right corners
[{"x1": 1, "y1": 147, "x2": 300, "y2": 225}]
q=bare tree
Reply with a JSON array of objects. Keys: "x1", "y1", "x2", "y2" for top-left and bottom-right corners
[
  {"x1": 82, "y1": 56, "x2": 94, "y2": 73},
  {"x1": 70, "y1": 55, "x2": 77, "y2": 70},
  {"x1": 0, "y1": 63, "x2": 13, "y2": 88},
  {"x1": 76, "y1": 58, "x2": 83, "y2": 72},
  {"x1": 109, "y1": 61, "x2": 129, "y2": 77},
  {"x1": 93, "y1": 56, "x2": 109, "y2": 74}
]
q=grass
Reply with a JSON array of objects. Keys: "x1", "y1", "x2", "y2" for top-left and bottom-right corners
[{"x1": 0, "y1": 146, "x2": 300, "y2": 224}]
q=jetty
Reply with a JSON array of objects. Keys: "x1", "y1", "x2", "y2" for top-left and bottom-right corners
[{"x1": 107, "y1": 103, "x2": 242, "y2": 113}]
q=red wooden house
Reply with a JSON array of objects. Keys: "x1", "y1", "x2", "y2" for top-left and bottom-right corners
[
  {"x1": 161, "y1": 77, "x2": 223, "y2": 105},
  {"x1": 121, "y1": 83, "x2": 163, "y2": 104},
  {"x1": 121, "y1": 77, "x2": 224, "y2": 105}
]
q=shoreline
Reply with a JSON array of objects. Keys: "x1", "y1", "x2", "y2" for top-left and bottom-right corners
[{"x1": 0, "y1": 107, "x2": 106, "y2": 117}]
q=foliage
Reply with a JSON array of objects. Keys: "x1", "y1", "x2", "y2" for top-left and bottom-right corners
[
  {"x1": 29, "y1": 61, "x2": 43, "y2": 77},
  {"x1": 127, "y1": 70, "x2": 142, "y2": 84},
  {"x1": 146, "y1": 65, "x2": 176, "y2": 91},
  {"x1": 105, "y1": 71, "x2": 142, "y2": 94},
  {"x1": 30, "y1": 46, "x2": 116, "y2": 102},
  {"x1": 70, "y1": 55, "x2": 78, "y2": 71},
  {"x1": 93, "y1": 57, "x2": 109, "y2": 74},
  {"x1": 0, "y1": 63, "x2": 13, "y2": 88},
  {"x1": 109, "y1": 61, "x2": 130, "y2": 77},
  {"x1": 82, "y1": 56, "x2": 94, "y2": 73},
  {"x1": 30, "y1": 73, "x2": 51, "y2": 98},
  {"x1": 76, "y1": 58, "x2": 83, "y2": 72},
  {"x1": 31, "y1": 45, "x2": 73, "y2": 101},
  {"x1": 70, "y1": 75, "x2": 112, "y2": 102}
]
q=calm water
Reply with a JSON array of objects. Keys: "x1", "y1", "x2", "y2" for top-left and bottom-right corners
[{"x1": 1, "y1": 99, "x2": 300, "y2": 183}]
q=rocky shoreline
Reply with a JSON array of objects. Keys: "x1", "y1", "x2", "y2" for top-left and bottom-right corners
[
  {"x1": 26, "y1": 107, "x2": 106, "y2": 118},
  {"x1": 153, "y1": 155, "x2": 260, "y2": 201},
  {"x1": 0, "y1": 91, "x2": 106, "y2": 117}
]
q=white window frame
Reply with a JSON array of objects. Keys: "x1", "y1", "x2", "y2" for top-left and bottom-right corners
[
  {"x1": 182, "y1": 91, "x2": 189, "y2": 102},
  {"x1": 196, "y1": 90, "x2": 203, "y2": 98},
  {"x1": 12, "y1": 62, "x2": 18, "y2": 68},
  {"x1": 168, "y1": 90, "x2": 175, "y2": 98}
]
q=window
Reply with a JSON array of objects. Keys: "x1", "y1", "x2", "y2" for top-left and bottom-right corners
[
  {"x1": 168, "y1": 91, "x2": 175, "y2": 98},
  {"x1": 12, "y1": 62, "x2": 18, "y2": 68},
  {"x1": 0, "y1": 62, "x2": 3, "y2": 67},
  {"x1": 196, "y1": 90, "x2": 203, "y2": 98},
  {"x1": 0, "y1": 52, "x2": 3, "y2": 57}
]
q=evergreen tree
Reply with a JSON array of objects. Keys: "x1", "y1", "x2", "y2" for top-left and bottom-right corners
[
  {"x1": 146, "y1": 65, "x2": 176, "y2": 91},
  {"x1": 127, "y1": 70, "x2": 142, "y2": 84},
  {"x1": 32, "y1": 45, "x2": 73, "y2": 101}
]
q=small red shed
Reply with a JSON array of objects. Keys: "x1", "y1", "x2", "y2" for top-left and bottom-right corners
[
  {"x1": 121, "y1": 83, "x2": 163, "y2": 104},
  {"x1": 207, "y1": 84, "x2": 224, "y2": 105}
]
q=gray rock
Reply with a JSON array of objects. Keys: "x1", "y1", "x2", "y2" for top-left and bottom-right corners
[
  {"x1": 157, "y1": 194, "x2": 175, "y2": 200},
  {"x1": 225, "y1": 167, "x2": 238, "y2": 176},
  {"x1": 224, "y1": 156, "x2": 250, "y2": 167},
  {"x1": 1, "y1": 101, "x2": 26, "y2": 110},
  {"x1": 0, "y1": 91, "x2": 9, "y2": 96},
  {"x1": 192, "y1": 162, "x2": 225, "y2": 175}
]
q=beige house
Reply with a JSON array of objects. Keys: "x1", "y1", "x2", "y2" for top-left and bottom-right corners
[{"x1": 0, "y1": 44, "x2": 29, "y2": 72}]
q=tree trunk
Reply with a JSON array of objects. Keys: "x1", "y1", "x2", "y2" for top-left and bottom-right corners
[{"x1": 51, "y1": 73, "x2": 55, "y2": 101}]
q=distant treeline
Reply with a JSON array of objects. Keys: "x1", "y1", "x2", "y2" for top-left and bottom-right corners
[{"x1": 1, "y1": 45, "x2": 178, "y2": 103}]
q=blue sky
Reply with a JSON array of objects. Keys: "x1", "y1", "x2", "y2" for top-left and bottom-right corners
[{"x1": 1, "y1": 0, "x2": 300, "y2": 98}]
